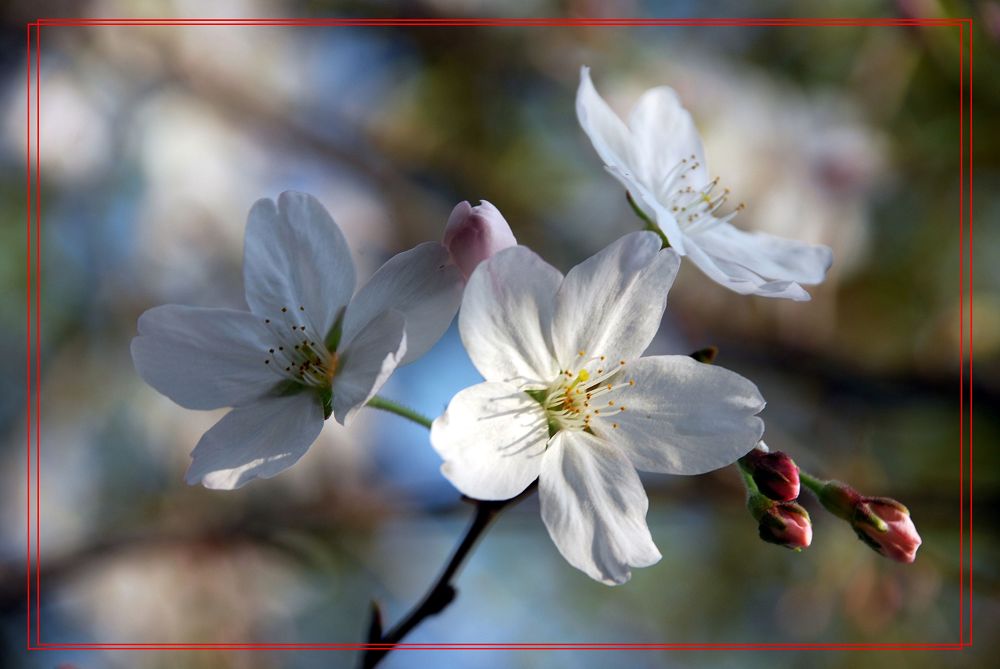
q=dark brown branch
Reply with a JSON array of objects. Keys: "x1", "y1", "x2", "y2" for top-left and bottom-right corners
[{"x1": 360, "y1": 485, "x2": 535, "y2": 668}]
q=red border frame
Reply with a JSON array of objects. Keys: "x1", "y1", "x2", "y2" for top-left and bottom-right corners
[{"x1": 24, "y1": 16, "x2": 974, "y2": 652}]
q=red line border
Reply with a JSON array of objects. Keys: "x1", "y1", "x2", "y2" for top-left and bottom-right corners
[
  {"x1": 32, "y1": 18, "x2": 42, "y2": 652},
  {"x1": 24, "y1": 16, "x2": 975, "y2": 652},
  {"x1": 24, "y1": 21, "x2": 32, "y2": 655},
  {"x1": 958, "y1": 19, "x2": 964, "y2": 647}
]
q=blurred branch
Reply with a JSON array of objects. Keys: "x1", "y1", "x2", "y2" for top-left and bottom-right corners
[
  {"x1": 730, "y1": 338, "x2": 998, "y2": 407},
  {"x1": 81, "y1": 28, "x2": 448, "y2": 242},
  {"x1": 0, "y1": 491, "x2": 389, "y2": 615}
]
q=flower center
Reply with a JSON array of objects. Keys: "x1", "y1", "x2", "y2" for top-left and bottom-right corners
[
  {"x1": 658, "y1": 155, "x2": 745, "y2": 234},
  {"x1": 260, "y1": 305, "x2": 338, "y2": 388},
  {"x1": 539, "y1": 352, "x2": 634, "y2": 433}
]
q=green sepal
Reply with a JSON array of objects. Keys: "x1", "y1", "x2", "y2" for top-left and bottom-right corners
[
  {"x1": 523, "y1": 388, "x2": 560, "y2": 438},
  {"x1": 853, "y1": 526, "x2": 886, "y2": 553},
  {"x1": 816, "y1": 479, "x2": 861, "y2": 522},
  {"x1": 318, "y1": 386, "x2": 333, "y2": 420},
  {"x1": 524, "y1": 388, "x2": 547, "y2": 404},
  {"x1": 324, "y1": 309, "x2": 345, "y2": 353},
  {"x1": 747, "y1": 491, "x2": 774, "y2": 523},
  {"x1": 271, "y1": 379, "x2": 307, "y2": 398},
  {"x1": 853, "y1": 502, "x2": 890, "y2": 533}
]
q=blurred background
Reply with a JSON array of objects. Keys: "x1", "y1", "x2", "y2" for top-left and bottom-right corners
[{"x1": 1, "y1": 1, "x2": 997, "y2": 668}]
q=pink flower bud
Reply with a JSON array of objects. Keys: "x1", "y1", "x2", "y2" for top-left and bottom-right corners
[
  {"x1": 740, "y1": 448, "x2": 800, "y2": 501},
  {"x1": 852, "y1": 498, "x2": 922, "y2": 563},
  {"x1": 756, "y1": 500, "x2": 812, "y2": 551},
  {"x1": 747, "y1": 492, "x2": 812, "y2": 551},
  {"x1": 817, "y1": 480, "x2": 922, "y2": 563},
  {"x1": 443, "y1": 200, "x2": 517, "y2": 280}
]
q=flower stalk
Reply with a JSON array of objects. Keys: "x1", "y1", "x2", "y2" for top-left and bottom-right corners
[
  {"x1": 367, "y1": 396, "x2": 434, "y2": 430},
  {"x1": 626, "y1": 192, "x2": 670, "y2": 248}
]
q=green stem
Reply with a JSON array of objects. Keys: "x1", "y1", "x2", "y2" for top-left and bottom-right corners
[
  {"x1": 798, "y1": 469, "x2": 827, "y2": 496},
  {"x1": 736, "y1": 460, "x2": 760, "y2": 495},
  {"x1": 738, "y1": 461, "x2": 776, "y2": 523},
  {"x1": 366, "y1": 396, "x2": 433, "y2": 430},
  {"x1": 626, "y1": 192, "x2": 670, "y2": 248}
]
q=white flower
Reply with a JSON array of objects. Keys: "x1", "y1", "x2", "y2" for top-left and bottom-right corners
[
  {"x1": 576, "y1": 67, "x2": 833, "y2": 301},
  {"x1": 431, "y1": 231, "x2": 765, "y2": 584},
  {"x1": 131, "y1": 191, "x2": 463, "y2": 489}
]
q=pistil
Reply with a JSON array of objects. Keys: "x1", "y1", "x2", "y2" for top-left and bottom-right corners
[{"x1": 540, "y1": 352, "x2": 633, "y2": 433}]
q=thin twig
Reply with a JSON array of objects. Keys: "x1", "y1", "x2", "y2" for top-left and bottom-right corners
[{"x1": 361, "y1": 486, "x2": 535, "y2": 668}]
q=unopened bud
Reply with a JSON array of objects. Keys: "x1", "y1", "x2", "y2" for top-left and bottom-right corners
[
  {"x1": 853, "y1": 497, "x2": 922, "y2": 563},
  {"x1": 817, "y1": 480, "x2": 921, "y2": 563},
  {"x1": 443, "y1": 200, "x2": 517, "y2": 280},
  {"x1": 749, "y1": 495, "x2": 812, "y2": 551},
  {"x1": 740, "y1": 446, "x2": 800, "y2": 501}
]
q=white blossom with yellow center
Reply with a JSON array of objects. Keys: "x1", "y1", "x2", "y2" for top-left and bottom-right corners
[
  {"x1": 132, "y1": 192, "x2": 463, "y2": 489},
  {"x1": 577, "y1": 67, "x2": 833, "y2": 300},
  {"x1": 431, "y1": 231, "x2": 766, "y2": 585}
]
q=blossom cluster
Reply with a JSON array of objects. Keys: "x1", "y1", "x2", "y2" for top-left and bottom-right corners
[{"x1": 131, "y1": 68, "x2": 917, "y2": 586}]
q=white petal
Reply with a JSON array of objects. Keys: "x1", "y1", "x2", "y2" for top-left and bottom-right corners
[
  {"x1": 431, "y1": 382, "x2": 548, "y2": 500},
  {"x1": 692, "y1": 222, "x2": 833, "y2": 286},
  {"x1": 595, "y1": 355, "x2": 765, "y2": 475},
  {"x1": 131, "y1": 305, "x2": 276, "y2": 410},
  {"x1": 185, "y1": 392, "x2": 324, "y2": 489},
  {"x1": 684, "y1": 238, "x2": 813, "y2": 301},
  {"x1": 627, "y1": 85, "x2": 710, "y2": 189},
  {"x1": 331, "y1": 310, "x2": 407, "y2": 424},
  {"x1": 243, "y1": 191, "x2": 356, "y2": 338},
  {"x1": 539, "y1": 431, "x2": 661, "y2": 585},
  {"x1": 577, "y1": 70, "x2": 704, "y2": 256},
  {"x1": 341, "y1": 242, "x2": 463, "y2": 366},
  {"x1": 576, "y1": 67, "x2": 639, "y2": 182},
  {"x1": 550, "y1": 232, "x2": 679, "y2": 369},
  {"x1": 459, "y1": 246, "x2": 562, "y2": 386}
]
